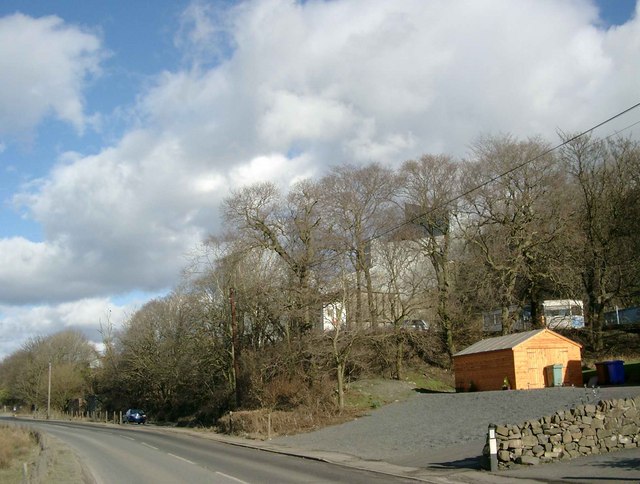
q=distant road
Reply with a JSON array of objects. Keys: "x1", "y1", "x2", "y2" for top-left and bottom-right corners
[{"x1": 2, "y1": 417, "x2": 412, "y2": 483}]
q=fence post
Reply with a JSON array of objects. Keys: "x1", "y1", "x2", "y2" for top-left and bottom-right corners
[{"x1": 267, "y1": 412, "x2": 272, "y2": 440}]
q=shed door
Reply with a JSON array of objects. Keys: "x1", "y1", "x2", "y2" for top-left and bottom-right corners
[{"x1": 526, "y1": 349, "x2": 545, "y2": 389}]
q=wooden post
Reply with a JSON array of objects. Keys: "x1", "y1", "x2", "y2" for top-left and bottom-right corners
[
  {"x1": 230, "y1": 287, "x2": 241, "y2": 409},
  {"x1": 267, "y1": 412, "x2": 272, "y2": 440}
]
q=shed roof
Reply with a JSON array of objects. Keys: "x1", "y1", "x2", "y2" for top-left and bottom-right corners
[{"x1": 453, "y1": 328, "x2": 581, "y2": 357}]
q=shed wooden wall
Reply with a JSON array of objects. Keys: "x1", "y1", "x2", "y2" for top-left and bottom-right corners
[
  {"x1": 512, "y1": 334, "x2": 582, "y2": 389},
  {"x1": 453, "y1": 349, "x2": 515, "y2": 392},
  {"x1": 453, "y1": 331, "x2": 582, "y2": 392}
]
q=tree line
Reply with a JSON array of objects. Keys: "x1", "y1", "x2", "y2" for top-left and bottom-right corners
[{"x1": 1, "y1": 133, "x2": 638, "y2": 424}]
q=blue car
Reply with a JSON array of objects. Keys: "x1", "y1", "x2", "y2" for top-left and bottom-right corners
[{"x1": 123, "y1": 408, "x2": 147, "y2": 424}]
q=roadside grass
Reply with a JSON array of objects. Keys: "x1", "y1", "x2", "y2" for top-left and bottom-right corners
[{"x1": 0, "y1": 424, "x2": 38, "y2": 484}]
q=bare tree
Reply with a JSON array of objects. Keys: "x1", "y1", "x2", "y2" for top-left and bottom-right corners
[
  {"x1": 320, "y1": 163, "x2": 398, "y2": 329},
  {"x1": 399, "y1": 154, "x2": 460, "y2": 356},
  {"x1": 560, "y1": 135, "x2": 640, "y2": 350},
  {"x1": 460, "y1": 135, "x2": 566, "y2": 334},
  {"x1": 223, "y1": 180, "x2": 323, "y2": 336},
  {"x1": 1, "y1": 330, "x2": 96, "y2": 412}
]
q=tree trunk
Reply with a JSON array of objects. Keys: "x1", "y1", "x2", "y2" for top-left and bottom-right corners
[{"x1": 336, "y1": 361, "x2": 345, "y2": 411}]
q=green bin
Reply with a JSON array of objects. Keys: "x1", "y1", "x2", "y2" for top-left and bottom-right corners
[{"x1": 546, "y1": 364, "x2": 563, "y2": 387}]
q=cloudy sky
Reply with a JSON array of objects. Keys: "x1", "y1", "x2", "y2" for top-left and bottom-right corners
[{"x1": 0, "y1": 0, "x2": 639, "y2": 360}]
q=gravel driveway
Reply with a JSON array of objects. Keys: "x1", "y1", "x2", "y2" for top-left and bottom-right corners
[{"x1": 272, "y1": 385, "x2": 640, "y2": 467}]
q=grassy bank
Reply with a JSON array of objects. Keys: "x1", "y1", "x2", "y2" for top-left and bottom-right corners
[{"x1": 0, "y1": 424, "x2": 38, "y2": 484}]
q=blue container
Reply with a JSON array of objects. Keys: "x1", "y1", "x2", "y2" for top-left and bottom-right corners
[{"x1": 607, "y1": 360, "x2": 625, "y2": 384}]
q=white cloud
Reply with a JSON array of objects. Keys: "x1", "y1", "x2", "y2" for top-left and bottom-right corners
[
  {"x1": 3, "y1": 0, "x2": 640, "y2": 357},
  {"x1": 0, "y1": 13, "x2": 104, "y2": 139},
  {"x1": 0, "y1": 297, "x2": 135, "y2": 360},
  {"x1": 258, "y1": 90, "x2": 356, "y2": 149}
]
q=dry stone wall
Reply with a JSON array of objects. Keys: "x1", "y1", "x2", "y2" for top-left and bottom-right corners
[{"x1": 488, "y1": 395, "x2": 640, "y2": 468}]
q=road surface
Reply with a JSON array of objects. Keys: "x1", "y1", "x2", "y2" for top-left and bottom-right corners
[{"x1": 3, "y1": 417, "x2": 413, "y2": 483}]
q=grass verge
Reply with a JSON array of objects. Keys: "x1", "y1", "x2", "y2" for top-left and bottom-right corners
[{"x1": 0, "y1": 424, "x2": 38, "y2": 484}]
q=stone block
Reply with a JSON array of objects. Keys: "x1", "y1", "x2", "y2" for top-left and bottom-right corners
[
  {"x1": 618, "y1": 435, "x2": 632, "y2": 445},
  {"x1": 498, "y1": 450, "x2": 510, "y2": 462},
  {"x1": 578, "y1": 437, "x2": 596, "y2": 447},
  {"x1": 496, "y1": 425, "x2": 509, "y2": 437},
  {"x1": 508, "y1": 439, "x2": 523, "y2": 449},
  {"x1": 517, "y1": 455, "x2": 540, "y2": 466},
  {"x1": 620, "y1": 424, "x2": 638, "y2": 435},
  {"x1": 522, "y1": 435, "x2": 538, "y2": 447},
  {"x1": 537, "y1": 434, "x2": 549, "y2": 445},
  {"x1": 532, "y1": 445, "x2": 544, "y2": 456}
]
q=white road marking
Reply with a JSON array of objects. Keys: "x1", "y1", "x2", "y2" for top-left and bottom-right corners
[
  {"x1": 216, "y1": 471, "x2": 249, "y2": 484},
  {"x1": 167, "y1": 453, "x2": 195, "y2": 465},
  {"x1": 122, "y1": 435, "x2": 135, "y2": 441},
  {"x1": 141, "y1": 442, "x2": 158, "y2": 450}
]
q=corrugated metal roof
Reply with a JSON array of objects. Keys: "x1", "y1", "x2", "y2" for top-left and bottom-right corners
[{"x1": 453, "y1": 329, "x2": 546, "y2": 357}]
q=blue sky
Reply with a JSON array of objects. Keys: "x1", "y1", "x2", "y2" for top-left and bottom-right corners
[{"x1": 0, "y1": 0, "x2": 639, "y2": 360}]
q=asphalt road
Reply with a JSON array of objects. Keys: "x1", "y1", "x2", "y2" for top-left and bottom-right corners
[{"x1": 4, "y1": 418, "x2": 414, "y2": 483}]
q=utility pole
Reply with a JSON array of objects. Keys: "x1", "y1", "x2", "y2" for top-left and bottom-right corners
[
  {"x1": 47, "y1": 362, "x2": 52, "y2": 419},
  {"x1": 230, "y1": 287, "x2": 241, "y2": 409}
]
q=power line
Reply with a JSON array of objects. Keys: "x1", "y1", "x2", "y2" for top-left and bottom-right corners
[{"x1": 370, "y1": 101, "x2": 640, "y2": 245}]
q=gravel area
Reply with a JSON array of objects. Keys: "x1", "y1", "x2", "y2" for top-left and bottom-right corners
[{"x1": 272, "y1": 385, "x2": 640, "y2": 466}]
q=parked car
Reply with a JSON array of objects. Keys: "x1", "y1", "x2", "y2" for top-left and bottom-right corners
[{"x1": 123, "y1": 408, "x2": 147, "y2": 424}]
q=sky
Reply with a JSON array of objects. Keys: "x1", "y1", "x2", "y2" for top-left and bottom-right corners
[{"x1": 0, "y1": 0, "x2": 639, "y2": 360}]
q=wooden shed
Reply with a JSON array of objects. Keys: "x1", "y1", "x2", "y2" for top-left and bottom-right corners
[{"x1": 453, "y1": 329, "x2": 582, "y2": 391}]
